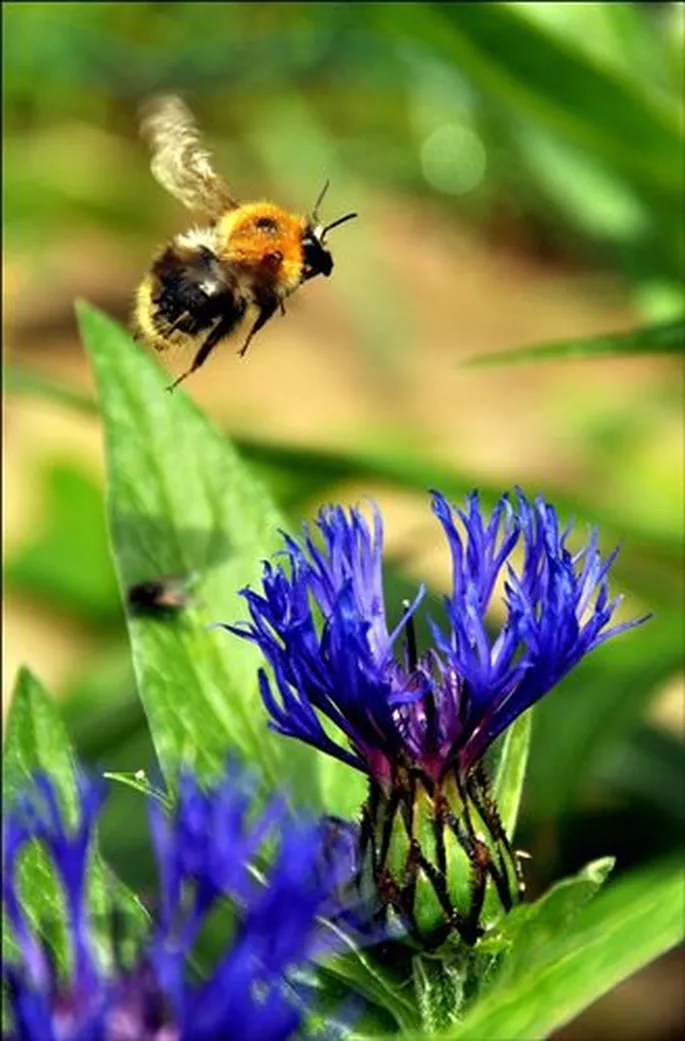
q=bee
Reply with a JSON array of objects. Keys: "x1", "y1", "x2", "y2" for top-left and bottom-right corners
[
  {"x1": 132, "y1": 95, "x2": 357, "y2": 391},
  {"x1": 127, "y1": 572, "x2": 199, "y2": 617}
]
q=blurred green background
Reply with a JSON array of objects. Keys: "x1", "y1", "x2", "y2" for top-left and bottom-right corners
[{"x1": 3, "y1": 4, "x2": 684, "y2": 1038}]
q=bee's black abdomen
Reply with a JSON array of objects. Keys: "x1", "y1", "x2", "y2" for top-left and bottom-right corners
[{"x1": 151, "y1": 245, "x2": 244, "y2": 335}]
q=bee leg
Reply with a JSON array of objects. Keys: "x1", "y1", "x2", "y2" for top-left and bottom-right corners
[
  {"x1": 279, "y1": 301, "x2": 286, "y2": 317},
  {"x1": 166, "y1": 310, "x2": 192, "y2": 335},
  {"x1": 166, "y1": 315, "x2": 236, "y2": 392},
  {"x1": 238, "y1": 299, "x2": 278, "y2": 358}
]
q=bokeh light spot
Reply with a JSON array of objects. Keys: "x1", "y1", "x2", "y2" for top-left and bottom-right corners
[{"x1": 420, "y1": 123, "x2": 486, "y2": 196}]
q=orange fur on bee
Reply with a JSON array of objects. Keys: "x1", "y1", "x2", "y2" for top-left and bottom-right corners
[{"x1": 216, "y1": 202, "x2": 307, "y2": 294}]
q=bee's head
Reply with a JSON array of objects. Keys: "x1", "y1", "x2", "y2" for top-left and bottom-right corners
[{"x1": 302, "y1": 180, "x2": 357, "y2": 281}]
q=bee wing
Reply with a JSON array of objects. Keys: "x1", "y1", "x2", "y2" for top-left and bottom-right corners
[{"x1": 140, "y1": 95, "x2": 239, "y2": 220}]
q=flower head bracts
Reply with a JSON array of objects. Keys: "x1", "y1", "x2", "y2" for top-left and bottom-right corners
[
  {"x1": 3, "y1": 766, "x2": 362, "y2": 1041},
  {"x1": 227, "y1": 489, "x2": 646, "y2": 786}
]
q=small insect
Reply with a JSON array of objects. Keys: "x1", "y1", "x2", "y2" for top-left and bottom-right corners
[
  {"x1": 127, "y1": 573, "x2": 199, "y2": 616},
  {"x1": 132, "y1": 94, "x2": 357, "y2": 391}
]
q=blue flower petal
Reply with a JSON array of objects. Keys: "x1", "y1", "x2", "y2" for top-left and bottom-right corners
[
  {"x1": 3, "y1": 765, "x2": 364, "y2": 1040},
  {"x1": 226, "y1": 489, "x2": 646, "y2": 783}
]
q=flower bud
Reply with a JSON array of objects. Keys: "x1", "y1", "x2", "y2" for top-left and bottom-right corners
[{"x1": 361, "y1": 761, "x2": 521, "y2": 948}]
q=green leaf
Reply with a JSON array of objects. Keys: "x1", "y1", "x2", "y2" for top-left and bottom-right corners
[
  {"x1": 77, "y1": 299, "x2": 286, "y2": 786},
  {"x1": 462, "y1": 317, "x2": 685, "y2": 369},
  {"x1": 3, "y1": 666, "x2": 80, "y2": 819},
  {"x1": 423, "y1": 858, "x2": 684, "y2": 1040},
  {"x1": 323, "y1": 944, "x2": 420, "y2": 1034},
  {"x1": 77, "y1": 301, "x2": 351, "y2": 811},
  {"x1": 480, "y1": 858, "x2": 615, "y2": 979},
  {"x1": 488, "y1": 710, "x2": 532, "y2": 841}
]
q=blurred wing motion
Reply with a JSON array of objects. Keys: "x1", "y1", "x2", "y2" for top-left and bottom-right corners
[{"x1": 139, "y1": 94, "x2": 239, "y2": 220}]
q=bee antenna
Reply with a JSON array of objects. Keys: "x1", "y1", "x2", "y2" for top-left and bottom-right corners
[
  {"x1": 321, "y1": 212, "x2": 358, "y2": 237},
  {"x1": 311, "y1": 179, "x2": 330, "y2": 224}
]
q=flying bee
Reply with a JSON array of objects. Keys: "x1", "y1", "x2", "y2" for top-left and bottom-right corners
[
  {"x1": 127, "y1": 572, "x2": 199, "y2": 617},
  {"x1": 132, "y1": 94, "x2": 357, "y2": 391}
]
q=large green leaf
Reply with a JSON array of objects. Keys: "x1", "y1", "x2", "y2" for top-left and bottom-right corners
[
  {"x1": 462, "y1": 317, "x2": 685, "y2": 369},
  {"x1": 427, "y1": 858, "x2": 685, "y2": 1040},
  {"x1": 77, "y1": 302, "x2": 355, "y2": 811}
]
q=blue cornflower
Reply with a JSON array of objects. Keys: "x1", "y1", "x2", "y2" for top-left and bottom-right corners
[
  {"x1": 224, "y1": 489, "x2": 646, "y2": 946},
  {"x1": 3, "y1": 765, "x2": 359, "y2": 1041}
]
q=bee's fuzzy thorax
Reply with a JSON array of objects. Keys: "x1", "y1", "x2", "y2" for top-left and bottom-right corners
[{"x1": 215, "y1": 202, "x2": 307, "y2": 296}]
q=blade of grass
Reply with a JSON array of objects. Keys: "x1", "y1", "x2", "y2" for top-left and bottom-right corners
[{"x1": 462, "y1": 317, "x2": 685, "y2": 369}]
